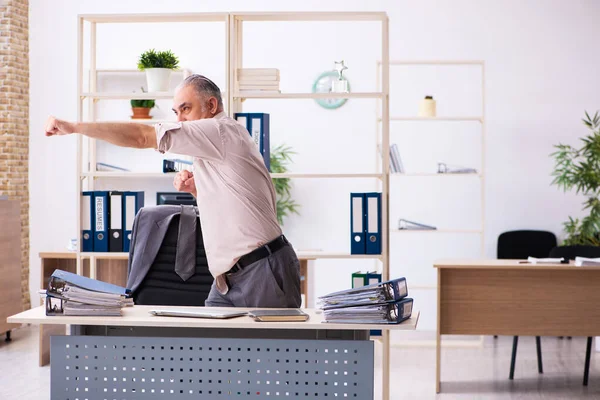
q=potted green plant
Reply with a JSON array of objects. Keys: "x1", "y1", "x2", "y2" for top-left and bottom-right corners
[
  {"x1": 270, "y1": 144, "x2": 300, "y2": 225},
  {"x1": 137, "y1": 49, "x2": 180, "y2": 92},
  {"x1": 130, "y1": 98, "x2": 155, "y2": 119},
  {"x1": 130, "y1": 87, "x2": 156, "y2": 119},
  {"x1": 551, "y1": 111, "x2": 600, "y2": 245}
]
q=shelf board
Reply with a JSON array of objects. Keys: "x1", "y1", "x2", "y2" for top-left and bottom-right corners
[
  {"x1": 80, "y1": 13, "x2": 229, "y2": 23},
  {"x1": 392, "y1": 229, "x2": 482, "y2": 234},
  {"x1": 82, "y1": 172, "x2": 176, "y2": 178},
  {"x1": 386, "y1": 60, "x2": 484, "y2": 66},
  {"x1": 83, "y1": 172, "x2": 383, "y2": 179},
  {"x1": 233, "y1": 92, "x2": 383, "y2": 99},
  {"x1": 94, "y1": 120, "x2": 175, "y2": 125},
  {"x1": 80, "y1": 252, "x2": 128, "y2": 260},
  {"x1": 81, "y1": 92, "x2": 174, "y2": 100},
  {"x1": 295, "y1": 252, "x2": 383, "y2": 260},
  {"x1": 76, "y1": 251, "x2": 381, "y2": 261},
  {"x1": 232, "y1": 12, "x2": 387, "y2": 22},
  {"x1": 387, "y1": 116, "x2": 483, "y2": 122},
  {"x1": 391, "y1": 173, "x2": 482, "y2": 178},
  {"x1": 270, "y1": 173, "x2": 383, "y2": 179}
]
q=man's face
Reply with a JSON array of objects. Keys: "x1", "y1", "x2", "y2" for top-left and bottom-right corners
[{"x1": 172, "y1": 84, "x2": 218, "y2": 121}]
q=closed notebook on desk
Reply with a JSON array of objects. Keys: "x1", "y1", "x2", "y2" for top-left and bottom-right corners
[{"x1": 249, "y1": 309, "x2": 309, "y2": 322}]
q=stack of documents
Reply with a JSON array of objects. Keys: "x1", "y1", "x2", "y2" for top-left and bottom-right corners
[
  {"x1": 237, "y1": 68, "x2": 280, "y2": 92},
  {"x1": 317, "y1": 277, "x2": 413, "y2": 324},
  {"x1": 44, "y1": 269, "x2": 132, "y2": 316},
  {"x1": 575, "y1": 257, "x2": 600, "y2": 266},
  {"x1": 526, "y1": 257, "x2": 565, "y2": 264}
]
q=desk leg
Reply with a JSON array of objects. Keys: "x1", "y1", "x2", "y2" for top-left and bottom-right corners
[{"x1": 436, "y1": 268, "x2": 442, "y2": 393}]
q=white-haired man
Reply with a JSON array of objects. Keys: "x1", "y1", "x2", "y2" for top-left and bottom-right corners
[{"x1": 45, "y1": 74, "x2": 301, "y2": 308}]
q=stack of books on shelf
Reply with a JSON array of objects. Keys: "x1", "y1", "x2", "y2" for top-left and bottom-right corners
[
  {"x1": 44, "y1": 269, "x2": 132, "y2": 317},
  {"x1": 317, "y1": 277, "x2": 413, "y2": 324},
  {"x1": 437, "y1": 162, "x2": 477, "y2": 174},
  {"x1": 237, "y1": 68, "x2": 280, "y2": 93}
]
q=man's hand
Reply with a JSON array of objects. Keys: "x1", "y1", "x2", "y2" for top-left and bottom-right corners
[
  {"x1": 174, "y1": 170, "x2": 197, "y2": 197},
  {"x1": 45, "y1": 116, "x2": 76, "y2": 137}
]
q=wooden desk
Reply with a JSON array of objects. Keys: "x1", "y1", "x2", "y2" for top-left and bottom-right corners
[
  {"x1": 37, "y1": 251, "x2": 314, "y2": 366},
  {"x1": 10, "y1": 306, "x2": 419, "y2": 399},
  {"x1": 434, "y1": 259, "x2": 600, "y2": 393}
]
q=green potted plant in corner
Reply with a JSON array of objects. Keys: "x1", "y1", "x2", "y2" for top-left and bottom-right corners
[
  {"x1": 137, "y1": 49, "x2": 180, "y2": 92},
  {"x1": 551, "y1": 111, "x2": 600, "y2": 246},
  {"x1": 270, "y1": 144, "x2": 300, "y2": 225},
  {"x1": 130, "y1": 87, "x2": 156, "y2": 119}
]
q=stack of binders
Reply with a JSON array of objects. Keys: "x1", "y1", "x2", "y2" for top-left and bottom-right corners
[
  {"x1": 81, "y1": 191, "x2": 144, "y2": 253},
  {"x1": 237, "y1": 68, "x2": 280, "y2": 93},
  {"x1": 350, "y1": 192, "x2": 382, "y2": 254},
  {"x1": 44, "y1": 269, "x2": 132, "y2": 316},
  {"x1": 317, "y1": 277, "x2": 413, "y2": 324},
  {"x1": 234, "y1": 112, "x2": 270, "y2": 171}
]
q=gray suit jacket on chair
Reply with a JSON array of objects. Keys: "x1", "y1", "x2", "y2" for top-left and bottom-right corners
[{"x1": 126, "y1": 205, "x2": 198, "y2": 293}]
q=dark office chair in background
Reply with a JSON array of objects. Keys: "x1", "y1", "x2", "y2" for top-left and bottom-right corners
[
  {"x1": 497, "y1": 230, "x2": 557, "y2": 380},
  {"x1": 548, "y1": 244, "x2": 600, "y2": 386}
]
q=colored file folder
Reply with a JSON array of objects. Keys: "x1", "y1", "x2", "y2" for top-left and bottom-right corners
[
  {"x1": 93, "y1": 191, "x2": 109, "y2": 252},
  {"x1": 317, "y1": 277, "x2": 408, "y2": 310},
  {"x1": 350, "y1": 193, "x2": 366, "y2": 254},
  {"x1": 109, "y1": 191, "x2": 123, "y2": 252},
  {"x1": 365, "y1": 192, "x2": 382, "y2": 254},
  {"x1": 234, "y1": 112, "x2": 271, "y2": 171},
  {"x1": 81, "y1": 191, "x2": 94, "y2": 252},
  {"x1": 351, "y1": 271, "x2": 383, "y2": 335},
  {"x1": 322, "y1": 298, "x2": 414, "y2": 324},
  {"x1": 123, "y1": 191, "x2": 145, "y2": 253}
]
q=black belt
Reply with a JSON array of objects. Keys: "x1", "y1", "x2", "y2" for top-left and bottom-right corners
[{"x1": 228, "y1": 235, "x2": 289, "y2": 274}]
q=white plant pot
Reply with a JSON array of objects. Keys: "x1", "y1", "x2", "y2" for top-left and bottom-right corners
[{"x1": 145, "y1": 68, "x2": 172, "y2": 92}]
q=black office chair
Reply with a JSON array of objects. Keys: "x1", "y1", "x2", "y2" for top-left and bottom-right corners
[
  {"x1": 497, "y1": 230, "x2": 557, "y2": 380},
  {"x1": 548, "y1": 245, "x2": 600, "y2": 386},
  {"x1": 132, "y1": 212, "x2": 214, "y2": 306}
]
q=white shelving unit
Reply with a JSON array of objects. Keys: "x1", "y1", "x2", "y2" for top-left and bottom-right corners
[
  {"x1": 69, "y1": 12, "x2": 395, "y2": 399},
  {"x1": 376, "y1": 60, "x2": 485, "y2": 336}
]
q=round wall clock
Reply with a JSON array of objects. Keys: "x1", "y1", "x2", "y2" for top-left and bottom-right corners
[{"x1": 312, "y1": 71, "x2": 351, "y2": 110}]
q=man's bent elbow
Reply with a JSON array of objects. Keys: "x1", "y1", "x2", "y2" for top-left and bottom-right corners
[{"x1": 138, "y1": 126, "x2": 158, "y2": 149}]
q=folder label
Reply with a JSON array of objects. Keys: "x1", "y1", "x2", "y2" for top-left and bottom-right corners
[
  {"x1": 367, "y1": 196, "x2": 378, "y2": 240},
  {"x1": 125, "y1": 195, "x2": 135, "y2": 241},
  {"x1": 95, "y1": 196, "x2": 105, "y2": 240},
  {"x1": 403, "y1": 300, "x2": 413, "y2": 317},
  {"x1": 350, "y1": 193, "x2": 366, "y2": 254}
]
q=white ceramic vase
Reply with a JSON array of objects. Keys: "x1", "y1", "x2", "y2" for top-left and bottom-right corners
[{"x1": 145, "y1": 68, "x2": 172, "y2": 92}]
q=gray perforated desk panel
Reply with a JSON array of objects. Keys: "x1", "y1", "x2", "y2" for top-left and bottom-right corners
[{"x1": 9, "y1": 306, "x2": 420, "y2": 400}]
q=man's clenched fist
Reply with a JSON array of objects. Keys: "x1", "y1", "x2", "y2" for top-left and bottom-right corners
[
  {"x1": 173, "y1": 170, "x2": 197, "y2": 197},
  {"x1": 45, "y1": 116, "x2": 76, "y2": 137}
]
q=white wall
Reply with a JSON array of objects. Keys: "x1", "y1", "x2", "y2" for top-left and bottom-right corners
[{"x1": 29, "y1": 0, "x2": 600, "y2": 331}]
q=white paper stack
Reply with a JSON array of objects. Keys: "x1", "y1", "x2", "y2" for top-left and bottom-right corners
[
  {"x1": 237, "y1": 68, "x2": 280, "y2": 93},
  {"x1": 575, "y1": 257, "x2": 600, "y2": 267},
  {"x1": 526, "y1": 257, "x2": 565, "y2": 264}
]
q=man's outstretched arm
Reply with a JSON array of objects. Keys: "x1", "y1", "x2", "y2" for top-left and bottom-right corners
[{"x1": 44, "y1": 116, "x2": 157, "y2": 149}]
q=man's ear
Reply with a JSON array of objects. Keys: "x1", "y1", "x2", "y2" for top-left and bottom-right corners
[{"x1": 208, "y1": 97, "x2": 218, "y2": 115}]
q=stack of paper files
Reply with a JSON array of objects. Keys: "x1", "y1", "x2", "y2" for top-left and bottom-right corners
[
  {"x1": 527, "y1": 257, "x2": 565, "y2": 264},
  {"x1": 575, "y1": 257, "x2": 600, "y2": 266},
  {"x1": 238, "y1": 68, "x2": 280, "y2": 92},
  {"x1": 45, "y1": 269, "x2": 132, "y2": 316},
  {"x1": 317, "y1": 277, "x2": 413, "y2": 324}
]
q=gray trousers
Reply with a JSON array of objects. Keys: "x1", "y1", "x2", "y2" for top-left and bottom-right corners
[{"x1": 205, "y1": 243, "x2": 302, "y2": 308}]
